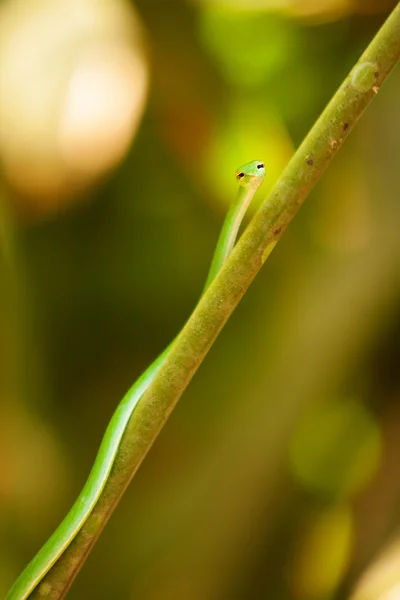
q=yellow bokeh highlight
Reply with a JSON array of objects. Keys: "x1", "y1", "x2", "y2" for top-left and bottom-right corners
[
  {"x1": 291, "y1": 504, "x2": 353, "y2": 599},
  {"x1": 352, "y1": 539, "x2": 400, "y2": 600}
]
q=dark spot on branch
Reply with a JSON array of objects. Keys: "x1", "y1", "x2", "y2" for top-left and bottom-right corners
[
  {"x1": 274, "y1": 227, "x2": 282, "y2": 236},
  {"x1": 374, "y1": 71, "x2": 379, "y2": 78},
  {"x1": 306, "y1": 156, "x2": 314, "y2": 166},
  {"x1": 342, "y1": 122, "x2": 349, "y2": 131}
]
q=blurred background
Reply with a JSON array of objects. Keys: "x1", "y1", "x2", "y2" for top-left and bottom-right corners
[{"x1": 0, "y1": 0, "x2": 400, "y2": 598}]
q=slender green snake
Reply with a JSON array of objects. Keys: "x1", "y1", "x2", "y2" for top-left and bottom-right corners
[{"x1": 8, "y1": 160, "x2": 266, "y2": 599}]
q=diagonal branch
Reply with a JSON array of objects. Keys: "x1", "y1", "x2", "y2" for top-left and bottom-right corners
[{"x1": 30, "y1": 5, "x2": 400, "y2": 598}]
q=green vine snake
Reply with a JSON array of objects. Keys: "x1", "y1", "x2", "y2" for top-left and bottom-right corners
[{"x1": 8, "y1": 160, "x2": 266, "y2": 599}]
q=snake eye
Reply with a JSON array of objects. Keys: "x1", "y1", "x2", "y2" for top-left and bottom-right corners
[
  {"x1": 257, "y1": 163, "x2": 264, "y2": 169},
  {"x1": 237, "y1": 172, "x2": 244, "y2": 179}
]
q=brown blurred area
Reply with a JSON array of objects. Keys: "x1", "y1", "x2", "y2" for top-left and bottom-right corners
[{"x1": 1, "y1": 0, "x2": 400, "y2": 598}]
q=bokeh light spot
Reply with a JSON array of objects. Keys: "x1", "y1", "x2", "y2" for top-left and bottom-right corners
[
  {"x1": 289, "y1": 398, "x2": 382, "y2": 498},
  {"x1": 0, "y1": 0, "x2": 148, "y2": 214},
  {"x1": 59, "y1": 48, "x2": 147, "y2": 176},
  {"x1": 291, "y1": 504, "x2": 353, "y2": 599}
]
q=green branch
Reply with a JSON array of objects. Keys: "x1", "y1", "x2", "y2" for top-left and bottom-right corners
[{"x1": 30, "y1": 5, "x2": 400, "y2": 598}]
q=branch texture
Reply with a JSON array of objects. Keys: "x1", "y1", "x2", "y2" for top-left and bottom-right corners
[{"x1": 30, "y1": 5, "x2": 400, "y2": 598}]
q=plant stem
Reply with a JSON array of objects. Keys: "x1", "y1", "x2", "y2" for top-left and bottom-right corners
[{"x1": 30, "y1": 5, "x2": 400, "y2": 598}]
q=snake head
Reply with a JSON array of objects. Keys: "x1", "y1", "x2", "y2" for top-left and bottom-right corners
[{"x1": 235, "y1": 160, "x2": 266, "y2": 189}]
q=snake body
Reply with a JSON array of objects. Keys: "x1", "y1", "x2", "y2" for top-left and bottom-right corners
[{"x1": 8, "y1": 160, "x2": 266, "y2": 599}]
